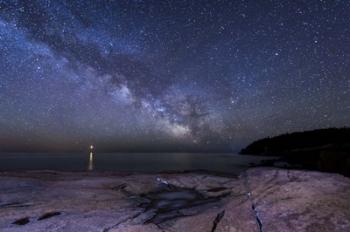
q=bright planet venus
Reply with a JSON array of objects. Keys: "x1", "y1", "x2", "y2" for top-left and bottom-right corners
[{"x1": 0, "y1": 0, "x2": 349, "y2": 152}]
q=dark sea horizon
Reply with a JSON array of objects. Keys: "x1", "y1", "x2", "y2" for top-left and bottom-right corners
[{"x1": 0, "y1": 152, "x2": 273, "y2": 175}]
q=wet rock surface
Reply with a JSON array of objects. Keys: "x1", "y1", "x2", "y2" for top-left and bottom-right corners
[
  {"x1": 0, "y1": 168, "x2": 349, "y2": 231},
  {"x1": 133, "y1": 183, "x2": 230, "y2": 226}
]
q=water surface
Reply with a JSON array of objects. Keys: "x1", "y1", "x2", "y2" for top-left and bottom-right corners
[{"x1": 0, "y1": 152, "x2": 272, "y2": 175}]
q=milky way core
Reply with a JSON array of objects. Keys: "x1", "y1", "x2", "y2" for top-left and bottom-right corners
[{"x1": 0, "y1": 1, "x2": 349, "y2": 152}]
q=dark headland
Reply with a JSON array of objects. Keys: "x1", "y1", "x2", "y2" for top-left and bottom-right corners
[{"x1": 240, "y1": 128, "x2": 350, "y2": 177}]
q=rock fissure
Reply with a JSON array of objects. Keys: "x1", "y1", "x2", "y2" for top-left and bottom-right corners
[
  {"x1": 0, "y1": 202, "x2": 33, "y2": 208},
  {"x1": 243, "y1": 173, "x2": 263, "y2": 232},
  {"x1": 102, "y1": 210, "x2": 145, "y2": 232},
  {"x1": 211, "y1": 210, "x2": 225, "y2": 232},
  {"x1": 38, "y1": 211, "x2": 61, "y2": 221},
  {"x1": 12, "y1": 217, "x2": 30, "y2": 226}
]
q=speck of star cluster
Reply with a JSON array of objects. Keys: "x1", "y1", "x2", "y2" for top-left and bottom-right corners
[{"x1": 0, "y1": 0, "x2": 349, "y2": 152}]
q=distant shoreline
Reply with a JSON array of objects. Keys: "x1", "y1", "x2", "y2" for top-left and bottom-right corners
[{"x1": 240, "y1": 127, "x2": 350, "y2": 177}]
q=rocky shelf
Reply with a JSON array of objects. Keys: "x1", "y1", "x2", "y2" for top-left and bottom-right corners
[{"x1": 0, "y1": 168, "x2": 349, "y2": 232}]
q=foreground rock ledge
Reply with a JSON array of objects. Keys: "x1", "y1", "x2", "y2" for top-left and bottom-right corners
[{"x1": 0, "y1": 168, "x2": 349, "y2": 232}]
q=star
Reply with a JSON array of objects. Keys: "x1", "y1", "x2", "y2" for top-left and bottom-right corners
[{"x1": 0, "y1": 0, "x2": 348, "y2": 152}]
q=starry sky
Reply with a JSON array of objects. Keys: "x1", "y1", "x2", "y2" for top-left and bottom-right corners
[{"x1": 0, "y1": 0, "x2": 349, "y2": 152}]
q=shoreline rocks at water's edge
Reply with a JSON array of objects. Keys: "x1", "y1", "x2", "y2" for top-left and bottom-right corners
[
  {"x1": 0, "y1": 168, "x2": 349, "y2": 232},
  {"x1": 241, "y1": 128, "x2": 350, "y2": 177}
]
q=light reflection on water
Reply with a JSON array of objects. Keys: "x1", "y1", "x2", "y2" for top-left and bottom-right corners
[
  {"x1": 88, "y1": 152, "x2": 94, "y2": 171},
  {"x1": 0, "y1": 152, "x2": 275, "y2": 175}
]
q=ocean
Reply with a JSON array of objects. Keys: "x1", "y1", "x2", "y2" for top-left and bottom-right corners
[{"x1": 0, "y1": 152, "x2": 273, "y2": 175}]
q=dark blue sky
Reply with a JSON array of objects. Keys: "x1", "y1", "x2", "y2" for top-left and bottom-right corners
[{"x1": 0, "y1": 0, "x2": 349, "y2": 152}]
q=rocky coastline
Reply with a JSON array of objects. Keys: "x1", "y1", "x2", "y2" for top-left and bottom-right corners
[{"x1": 1, "y1": 168, "x2": 349, "y2": 232}]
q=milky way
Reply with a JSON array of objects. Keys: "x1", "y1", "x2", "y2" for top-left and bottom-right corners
[{"x1": 0, "y1": 0, "x2": 349, "y2": 152}]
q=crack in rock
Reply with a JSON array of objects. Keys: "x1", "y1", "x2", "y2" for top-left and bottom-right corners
[
  {"x1": 243, "y1": 172, "x2": 263, "y2": 232},
  {"x1": 0, "y1": 202, "x2": 33, "y2": 208},
  {"x1": 102, "y1": 210, "x2": 145, "y2": 232},
  {"x1": 251, "y1": 204, "x2": 263, "y2": 231},
  {"x1": 12, "y1": 217, "x2": 30, "y2": 226},
  {"x1": 38, "y1": 211, "x2": 61, "y2": 221},
  {"x1": 211, "y1": 210, "x2": 225, "y2": 232}
]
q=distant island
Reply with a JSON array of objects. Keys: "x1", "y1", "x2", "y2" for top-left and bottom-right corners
[{"x1": 240, "y1": 128, "x2": 350, "y2": 176}]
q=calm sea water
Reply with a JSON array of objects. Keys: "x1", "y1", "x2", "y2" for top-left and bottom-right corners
[{"x1": 0, "y1": 153, "x2": 272, "y2": 175}]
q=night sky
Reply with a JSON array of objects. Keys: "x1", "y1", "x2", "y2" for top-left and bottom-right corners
[{"x1": 0, "y1": 0, "x2": 349, "y2": 152}]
